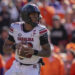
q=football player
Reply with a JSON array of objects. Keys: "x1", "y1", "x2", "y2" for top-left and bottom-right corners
[{"x1": 4, "y1": 3, "x2": 51, "y2": 75}]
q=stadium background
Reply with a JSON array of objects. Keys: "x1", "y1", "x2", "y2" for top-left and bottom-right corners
[{"x1": 0, "y1": 0, "x2": 75, "y2": 75}]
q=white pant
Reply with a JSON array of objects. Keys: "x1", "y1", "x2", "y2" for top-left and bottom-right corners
[{"x1": 5, "y1": 60, "x2": 40, "y2": 75}]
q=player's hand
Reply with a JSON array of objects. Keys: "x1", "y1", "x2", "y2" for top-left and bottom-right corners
[
  {"x1": 16, "y1": 43, "x2": 34, "y2": 59},
  {"x1": 16, "y1": 43, "x2": 25, "y2": 56},
  {"x1": 23, "y1": 47, "x2": 34, "y2": 56},
  {"x1": 16, "y1": 42, "x2": 23, "y2": 51}
]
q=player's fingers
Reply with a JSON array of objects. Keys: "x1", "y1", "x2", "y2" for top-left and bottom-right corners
[
  {"x1": 24, "y1": 51, "x2": 30, "y2": 54},
  {"x1": 19, "y1": 55, "x2": 25, "y2": 59},
  {"x1": 16, "y1": 43, "x2": 24, "y2": 50},
  {"x1": 17, "y1": 46, "x2": 23, "y2": 54},
  {"x1": 25, "y1": 53, "x2": 31, "y2": 56},
  {"x1": 23, "y1": 47, "x2": 31, "y2": 50}
]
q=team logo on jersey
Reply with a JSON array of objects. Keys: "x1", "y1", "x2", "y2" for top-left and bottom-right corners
[{"x1": 18, "y1": 33, "x2": 22, "y2": 37}]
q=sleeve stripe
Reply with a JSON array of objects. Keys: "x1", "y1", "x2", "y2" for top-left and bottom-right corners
[
  {"x1": 40, "y1": 29, "x2": 47, "y2": 34},
  {"x1": 9, "y1": 27, "x2": 14, "y2": 33},
  {"x1": 39, "y1": 28, "x2": 46, "y2": 31}
]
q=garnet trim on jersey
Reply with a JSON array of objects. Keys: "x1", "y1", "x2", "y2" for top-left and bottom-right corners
[
  {"x1": 9, "y1": 27, "x2": 14, "y2": 33},
  {"x1": 39, "y1": 29, "x2": 47, "y2": 34}
]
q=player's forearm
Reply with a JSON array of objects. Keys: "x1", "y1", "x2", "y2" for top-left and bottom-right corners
[{"x1": 34, "y1": 44, "x2": 51, "y2": 57}]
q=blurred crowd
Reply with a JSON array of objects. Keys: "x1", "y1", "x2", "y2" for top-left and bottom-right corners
[{"x1": 0, "y1": 0, "x2": 75, "y2": 75}]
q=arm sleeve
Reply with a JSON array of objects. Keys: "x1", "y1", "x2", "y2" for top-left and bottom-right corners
[
  {"x1": 8, "y1": 35, "x2": 15, "y2": 42},
  {"x1": 39, "y1": 27, "x2": 50, "y2": 45},
  {"x1": 40, "y1": 32, "x2": 49, "y2": 45}
]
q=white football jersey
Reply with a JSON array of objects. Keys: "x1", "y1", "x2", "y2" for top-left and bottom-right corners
[{"x1": 9, "y1": 22, "x2": 49, "y2": 64}]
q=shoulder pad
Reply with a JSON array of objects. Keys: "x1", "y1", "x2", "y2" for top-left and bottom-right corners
[
  {"x1": 9, "y1": 22, "x2": 24, "y2": 33},
  {"x1": 38, "y1": 24, "x2": 48, "y2": 35}
]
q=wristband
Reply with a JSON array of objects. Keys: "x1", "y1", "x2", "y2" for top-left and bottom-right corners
[{"x1": 34, "y1": 50, "x2": 38, "y2": 55}]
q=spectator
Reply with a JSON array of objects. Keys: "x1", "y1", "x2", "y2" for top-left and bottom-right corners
[
  {"x1": 55, "y1": 0, "x2": 71, "y2": 20},
  {"x1": 48, "y1": 0, "x2": 60, "y2": 9},
  {"x1": 70, "y1": 0, "x2": 75, "y2": 4},
  {"x1": 22, "y1": 0, "x2": 27, "y2": 5},
  {"x1": 66, "y1": 42, "x2": 75, "y2": 51},
  {"x1": 0, "y1": 27, "x2": 8, "y2": 55},
  {"x1": 0, "y1": 2, "x2": 11, "y2": 30},
  {"x1": 5, "y1": 53, "x2": 15, "y2": 71},
  {"x1": 51, "y1": 15, "x2": 68, "y2": 46},
  {"x1": 0, "y1": 0, "x2": 2, "y2": 12},
  {"x1": 50, "y1": 44, "x2": 65, "y2": 61},
  {"x1": 15, "y1": 0, "x2": 22, "y2": 13},
  {"x1": 40, "y1": 53, "x2": 64, "y2": 75},
  {"x1": 71, "y1": 30, "x2": 75, "y2": 43},
  {"x1": 27, "y1": 0, "x2": 39, "y2": 4},
  {"x1": 64, "y1": 10, "x2": 73, "y2": 41},
  {"x1": 70, "y1": 58, "x2": 75, "y2": 75},
  {"x1": 0, "y1": 54, "x2": 5, "y2": 75},
  {"x1": 9, "y1": 0, "x2": 22, "y2": 22},
  {"x1": 39, "y1": 0, "x2": 55, "y2": 27},
  {"x1": 72, "y1": 5, "x2": 75, "y2": 25},
  {"x1": 64, "y1": 50, "x2": 75, "y2": 75}
]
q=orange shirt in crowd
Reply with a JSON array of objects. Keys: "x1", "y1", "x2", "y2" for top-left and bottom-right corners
[
  {"x1": 0, "y1": 55, "x2": 5, "y2": 69},
  {"x1": 58, "y1": 13, "x2": 65, "y2": 20},
  {"x1": 70, "y1": 60, "x2": 75, "y2": 75},
  {"x1": 22, "y1": 0, "x2": 27, "y2": 4},
  {"x1": 0, "y1": 54, "x2": 5, "y2": 75},
  {"x1": 39, "y1": 5, "x2": 55, "y2": 26},
  {"x1": 70, "y1": 0, "x2": 75, "y2": 4},
  {"x1": 66, "y1": 43, "x2": 75, "y2": 51},
  {"x1": 5, "y1": 53, "x2": 15, "y2": 70},
  {"x1": 40, "y1": 54, "x2": 64, "y2": 75}
]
